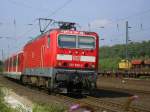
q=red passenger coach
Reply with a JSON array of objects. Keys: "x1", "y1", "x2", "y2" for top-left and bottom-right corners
[
  {"x1": 4, "y1": 52, "x2": 24, "y2": 79},
  {"x1": 4, "y1": 22, "x2": 99, "y2": 94}
]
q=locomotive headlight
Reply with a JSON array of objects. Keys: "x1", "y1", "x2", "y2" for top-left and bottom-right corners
[
  {"x1": 75, "y1": 51, "x2": 78, "y2": 54},
  {"x1": 57, "y1": 62, "x2": 62, "y2": 66},
  {"x1": 91, "y1": 64, "x2": 95, "y2": 68},
  {"x1": 68, "y1": 50, "x2": 72, "y2": 54},
  {"x1": 82, "y1": 51, "x2": 85, "y2": 55}
]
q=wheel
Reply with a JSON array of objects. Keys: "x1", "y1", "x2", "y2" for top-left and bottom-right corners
[
  {"x1": 21, "y1": 75, "x2": 28, "y2": 85},
  {"x1": 48, "y1": 78, "x2": 55, "y2": 95},
  {"x1": 89, "y1": 82, "x2": 97, "y2": 95},
  {"x1": 67, "y1": 81, "x2": 73, "y2": 95}
]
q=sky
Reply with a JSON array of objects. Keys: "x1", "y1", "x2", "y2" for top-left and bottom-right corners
[{"x1": 0, "y1": 0, "x2": 150, "y2": 60}]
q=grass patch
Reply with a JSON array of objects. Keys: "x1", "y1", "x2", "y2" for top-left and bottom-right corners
[
  {"x1": 33, "y1": 103, "x2": 66, "y2": 112},
  {"x1": 0, "y1": 87, "x2": 19, "y2": 112},
  {"x1": 0, "y1": 87, "x2": 66, "y2": 112}
]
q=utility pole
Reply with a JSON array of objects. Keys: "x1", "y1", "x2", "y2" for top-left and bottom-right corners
[
  {"x1": 125, "y1": 21, "x2": 128, "y2": 60},
  {"x1": 88, "y1": 23, "x2": 91, "y2": 31},
  {"x1": 125, "y1": 21, "x2": 132, "y2": 60},
  {"x1": 7, "y1": 44, "x2": 10, "y2": 59},
  {"x1": 1, "y1": 49, "x2": 4, "y2": 62},
  {"x1": 14, "y1": 18, "x2": 16, "y2": 38}
]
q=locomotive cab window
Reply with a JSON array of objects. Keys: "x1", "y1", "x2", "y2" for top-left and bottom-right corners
[
  {"x1": 58, "y1": 34, "x2": 96, "y2": 49},
  {"x1": 78, "y1": 36, "x2": 95, "y2": 49},
  {"x1": 58, "y1": 35, "x2": 76, "y2": 48}
]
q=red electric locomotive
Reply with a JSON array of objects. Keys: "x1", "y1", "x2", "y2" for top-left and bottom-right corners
[{"x1": 4, "y1": 21, "x2": 99, "y2": 94}]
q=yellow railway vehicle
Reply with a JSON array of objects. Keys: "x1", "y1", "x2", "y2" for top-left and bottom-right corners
[{"x1": 118, "y1": 59, "x2": 132, "y2": 70}]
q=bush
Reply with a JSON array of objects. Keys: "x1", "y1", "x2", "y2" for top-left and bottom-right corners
[
  {"x1": 0, "y1": 66, "x2": 3, "y2": 72},
  {"x1": 99, "y1": 57, "x2": 121, "y2": 70}
]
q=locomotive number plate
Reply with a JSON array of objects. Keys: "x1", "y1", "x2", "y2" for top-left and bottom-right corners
[{"x1": 73, "y1": 56, "x2": 80, "y2": 61}]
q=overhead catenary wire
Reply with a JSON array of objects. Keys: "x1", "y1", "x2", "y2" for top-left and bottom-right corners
[
  {"x1": 90, "y1": 8, "x2": 150, "y2": 30},
  {"x1": 102, "y1": 26, "x2": 150, "y2": 45},
  {"x1": 6, "y1": 0, "x2": 149, "y2": 40},
  {"x1": 1, "y1": 0, "x2": 150, "y2": 50},
  {"x1": 14, "y1": 0, "x2": 74, "y2": 40},
  {"x1": 3, "y1": 0, "x2": 74, "y2": 55},
  {"x1": 2, "y1": 0, "x2": 74, "y2": 44},
  {"x1": 46, "y1": 0, "x2": 73, "y2": 18},
  {"x1": 15, "y1": 0, "x2": 73, "y2": 38},
  {"x1": 92, "y1": 8, "x2": 150, "y2": 45},
  {"x1": 103, "y1": 26, "x2": 150, "y2": 39},
  {"x1": 6, "y1": 0, "x2": 48, "y2": 12}
]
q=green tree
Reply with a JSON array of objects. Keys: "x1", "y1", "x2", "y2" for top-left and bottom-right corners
[{"x1": 99, "y1": 40, "x2": 150, "y2": 70}]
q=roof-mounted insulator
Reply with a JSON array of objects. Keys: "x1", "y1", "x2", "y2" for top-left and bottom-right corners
[{"x1": 58, "y1": 22, "x2": 76, "y2": 30}]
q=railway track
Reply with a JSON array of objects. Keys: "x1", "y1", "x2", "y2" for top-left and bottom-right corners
[
  {"x1": 21, "y1": 87, "x2": 119, "y2": 112},
  {"x1": 57, "y1": 94, "x2": 119, "y2": 112},
  {"x1": 50, "y1": 84, "x2": 150, "y2": 112},
  {"x1": 98, "y1": 71, "x2": 150, "y2": 78},
  {"x1": 55, "y1": 94, "x2": 150, "y2": 112},
  {"x1": 98, "y1": 87, "x2": 150, "y2": 95},
  {"x1": 85, "y1": 96, "x2": 150, "y2": 112},
  {"x1": 1, "y1": 75, "x2": 150, "y2": 112}
]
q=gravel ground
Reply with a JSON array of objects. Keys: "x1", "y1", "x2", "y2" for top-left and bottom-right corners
[
  {"x1": 96, "y1": 76, "x2": 150, "y2": 110},
  {"x1": 97, "y1": 76, "x2": 150, "y2": 92}
]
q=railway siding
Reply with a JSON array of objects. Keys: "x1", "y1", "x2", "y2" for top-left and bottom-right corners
[{"x1": 98, "y1": 71, "x2": 150, "y2": 78}]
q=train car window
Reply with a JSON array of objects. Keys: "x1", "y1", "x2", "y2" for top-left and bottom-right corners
[
  {"x1": 11, "y1": 59, "x2": 12, "y2": 67},
  {"x1": 5, "y1": 61, "x2": 8, "y2": 68},
  {"x1": 13, "y1": 58, "x2": 16, "y2": 66},
  {"x1": 8, "y1": 59, "x2": 10, "y2": 68},
  {"x1": 78, "y1": 36, "x2": 95, "y2": 49},
  {"x1": 17, "y1": 57, "x2": 19, "y2": 66},
  {"x1": 58, "y1": 35, "x2": 76, "y2": 48}
]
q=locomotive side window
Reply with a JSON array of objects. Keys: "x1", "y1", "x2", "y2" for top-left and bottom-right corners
[
  {"x1": 78, "y1": 36, "x2": 95, "y2": 49},
  {"x1": 58, "y1": 35, "x2": 76, "y2": 48},
  {"x1": 47, "y1": 36, "x2": 50, "y2": 48}
]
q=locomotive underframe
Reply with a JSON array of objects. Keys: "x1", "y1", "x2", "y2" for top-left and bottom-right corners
[
  {"x1": 21, "y1": 68, "x2": 97, "y2": 94},
  {"x1": 54, "y1": 68, "x2": 97, "y2": 94}
]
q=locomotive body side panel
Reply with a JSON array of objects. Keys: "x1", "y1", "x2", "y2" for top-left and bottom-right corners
[{"x1": 23, "y1": 31, "x2": 58, "y2": 77}]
